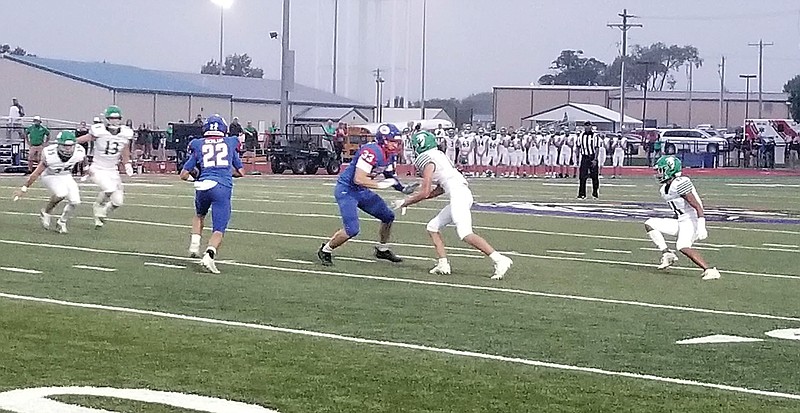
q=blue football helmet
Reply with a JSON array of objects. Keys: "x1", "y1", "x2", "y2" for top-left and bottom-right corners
[
  {"x1": 375, "y1": 124, "x2": 401, "y2": 145},
  {"x1": 203, "y1": 114, "x2": 228, "y2": 137}
]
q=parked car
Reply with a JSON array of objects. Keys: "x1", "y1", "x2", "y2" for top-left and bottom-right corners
[{"x1": 657, "y1": 128, "x2": 728, "y2": 154}]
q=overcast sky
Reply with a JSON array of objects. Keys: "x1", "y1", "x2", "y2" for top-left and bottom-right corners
[{"x1": 4, "y1": 0, "x2": 800, "y2": 104}]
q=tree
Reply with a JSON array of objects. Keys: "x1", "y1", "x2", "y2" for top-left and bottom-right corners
[
  {"x1": 0, "y1": 44, "x2": 34, "y2": 56},
  {"x1": 601, "y1": 43, "x2": 702, "y2": 91},
  {"x1": 785, "y1": 75, "x2": 800, "y2": 122},
  {"x1": 200, "y1": 53, "x2": 263, "y2": 78},
  {"x1": 537, "y1": 50, "x2": 608, "y2": 86}
]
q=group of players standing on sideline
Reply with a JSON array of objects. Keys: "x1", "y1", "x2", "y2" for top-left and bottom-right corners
[
  {"x1": 400, "y1": 124, "x2": 629, "y2": 180},
  {"x1": 11, "y1": 112, "x2": 718, "y2": 281}
]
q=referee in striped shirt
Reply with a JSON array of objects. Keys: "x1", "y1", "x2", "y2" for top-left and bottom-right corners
[{"x1": 577, "y1": 121, "x2": 600, "y2": 199}]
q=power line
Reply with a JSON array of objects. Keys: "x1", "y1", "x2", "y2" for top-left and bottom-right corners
[{"x1": 638, "y1": 9, "x2": 800, "y2": 21}]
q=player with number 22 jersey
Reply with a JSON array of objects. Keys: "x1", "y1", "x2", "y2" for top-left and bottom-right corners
[{"x1": 180, "y1": 115, "x2": 245, "y2": 274}]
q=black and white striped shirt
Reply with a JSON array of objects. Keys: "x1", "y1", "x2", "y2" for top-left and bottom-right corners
[{"x1": 580, "y1": 132, "x2": 599, "y2": 158}]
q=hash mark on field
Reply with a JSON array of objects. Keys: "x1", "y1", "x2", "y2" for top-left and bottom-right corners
[
  {"x1": 72, "y1": 265, "x2": 117, "y2": 272},
  {"x1": 0, "y1": 267, "x2": 41, "y2": 275},
  {"x1": 398, "y1": 255, "x2": 434, "y2": 262},
  {"x1": 763, "y1": 243, "x2": 799, "y2": 249},
  {"x1": 337, "y1": 257, "x2": 377, "y2": 263},
  {"x1": 276, "y1": 259, "x2": 313, "y2": 265},
  {"x1": 547, "y1": 250, "x2": 586, "y2": 256},
  {"x1": 1, "y1": 292, "x2": 800, "y2": 402},
  {"x1": 639, "y1": 247, "x2": 661, "y2": 251},
  {"x1": 594, "y1": 249, "x2": 632, "y2": 254},
  {"x1": 692, "y1": 246, "x2": 720, "y2": 251},
  {"x1": 144, "y1": 262, "x2": 185, "y2": 269}
]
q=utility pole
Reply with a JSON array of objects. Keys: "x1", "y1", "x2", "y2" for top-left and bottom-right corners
[
  {"x1": 279, "y1": 0, "x2": 293, "y2": 133},
  {"x1": 636, "y1": 60, "x2": 654, "y2": 124},
  {"x1": 748, "y1": 39, "x2": 773, "y2": 118},
  {"x1": 718, "y1": 55, "x2": 726, "y2": 128},
  {"x1": 608, "y1": 9, "x2": 642, "y2": 132},
  {"x1": 687, "y1": 63, "x2": 694, "y2": 127},
  {"x1": 420, "y1": 0, "x2": 428, "y2": 120},
  {"x1": 373, "y1": 68, "x2": 385, "y2": 123},
  {"x1": 332, "y1": 0, "x2": 339, "y2": 94}
]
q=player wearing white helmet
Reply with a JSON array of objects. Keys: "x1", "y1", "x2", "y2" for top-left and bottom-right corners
[
  {"x1": 611, "y1": 133, "x2": 627, "y2": 178},
  {"x1": 443, "y1": 129, "x2": 458, "y2": 164},
  {"x1": 475, "y1": 131, "x2": 488, "y2": 175},
  {"x1": 557, "y1": 131, "x2": 572, "y2": 178},
  {"x1": 14, "y1": 131, "x2": 86, "y2": 233},
  {"x1": 402, "y1": 128, "x2": 415, "y2": 165},
  {"x1": 597, "y1": 132, "x2": 608, "y2": 178},
  {"x1": 396, "y1": 131, "x2": 513, "y2": 279},
  {"x1": 485, "y1": 133, "x2": 501, "y2": 176},
  {"x1": 509, "y1": 132, "x2": 524, "y2": 177},
  {"x1": 77, "y1": 105, "x2": 135, "y2": 228},
  {"x1": 457, "y1": 131, "x2": 475, "y2": 175},
  {"x1": 570, "y1": 131, "x2": 580, "y2": 178},
  {"x1": 644, "y1": 155, "x2": 720, "y2": 280}
]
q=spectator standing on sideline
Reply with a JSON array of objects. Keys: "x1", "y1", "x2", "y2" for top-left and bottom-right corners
[
  {"x1": 193, "y1": 114, "x2": 203, "y2": 126},
  {"x1": 7, "y1": 97, "x2": 24, "y2": 140},
  {"x1": 25, "y1": 116, "x2": 49, "y2": 174},
  {"x1": 788, "y1": 136, "x2": 800, "y2": 169},
  {"x1": 651, "y1": 134, "x2": 663, "y2": 166},
  {"x1": 577, "y1": 121, "x2": 600, "y2": 199},
  {"x1": 243, "y1": 121, "x2": 258, "y2": 151},
  {"x1": 229, "y1": 117, "x2": 243, "y2": 137},
  {"x1": 324, "y1": 119, "x2": 336, "y2": 136},
  {"x1": 334, "y1": 122, "x2": 348, "y2": 160},
  {"x1": 136, "y1": 123, "x2": 150, "y2": 161}
]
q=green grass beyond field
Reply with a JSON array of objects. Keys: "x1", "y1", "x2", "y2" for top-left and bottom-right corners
[{"x1": 0, "y1": 173, "x2": 798, "y2": 412}]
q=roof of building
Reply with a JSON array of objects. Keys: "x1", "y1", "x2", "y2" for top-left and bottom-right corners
[
  {"x1": 612, "y1": 89, "x2": 789, "y2": 102},
  {"x1": 495, "y1": 85, "x2": 619, "y2": 91},
  {"x1": 380, "y1": 108, "x2": 453, "y2": 123},
  {"x1": 4, "y1": 54, "x2": 371, "y2": 108},
  {"x1": 523, "y1": 103, "x2": 642, "y2": 125},
  {"x1": 294, "y1": 107, "x2": 369, "y2": 123}
]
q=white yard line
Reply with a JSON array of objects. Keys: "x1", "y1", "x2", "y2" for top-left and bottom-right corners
[
  {"x1": 1, "y1": 239, "x2": 799, "y2": 323},
  {"x1": 398, "y1": 255, "x2": 434, "y2": 262},
  {"x1": 0, "y1": 291, "x2": 799, "y2": 402},
  {"x1": 449, "y1": 253, "x2": 485, "y2": 259},
  {"x1": 763, "y1": 243, "x2": 800, "y2": 249},
  {"x1": 594, "y1": 249, "x2": 633, "y2": 254},
  {"x1": 72, "y1": 265, "x2": 117, "y2": 272},
  {"x1": 546, "y1": 250, "x2": 587, "y2": 256},
  {"x1": 0, "y1": 267, "x2": 41, "y2": 275},
  {"x1": 275, "y1": 259, "x2": 313, "y2": 265},
  {"x1": 143, "y1": 262, "x2": 185, "y2": 269},
  {"x1": 337, "y1": 257, "x2": 376, "y2": 263}
]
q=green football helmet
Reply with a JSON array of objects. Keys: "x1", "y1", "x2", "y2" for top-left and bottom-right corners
[
  {"x1": 56, "y1": 130, "x2": 77, "y2": 159},
  {"x1": 654, "y1": 155, "x2": 682, "y2": 183},
  {"x1": 104, "y1": 105, "x2": 123, "y2": 130},
  {"x1": 411, "y1": 131, "x2": 438, "y2": 154}
]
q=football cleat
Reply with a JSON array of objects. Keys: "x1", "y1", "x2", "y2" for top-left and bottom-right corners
[
  {"x1": 200, "y1": 252, "x2": 220, "y2": 274},
  {"x1": 491, "y1": 256, "x2": 513, "y2": 280},
  {"x1": 429, "y1": 261, "x2": 451, "y2": 275},
  {"x1": 189, "y1": 246, "x2": 200, "y2": 259},
  {"x1": 701, "y1": 267, "x2": 721, "y2": 280},
  {"x1": 375, "y1": 247, "x2": 403, "y2": 263},
  {"x1": 657, "y1": 251, "x2": 679, "y2": 270},
  {"x1": 56, "y1": 219, "x2": 68, "y2": 234},
  {"x1": 317, "y1": 243, "x2": 333, "y2": 266},
  {"x1": 39, "y1": 209, "x2": 52, "y2": 230}
]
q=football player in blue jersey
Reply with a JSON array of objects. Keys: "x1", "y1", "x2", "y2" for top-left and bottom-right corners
[
  {"x1": 180, "y1": 115, "x2": 245, "y2": 274},
  {"x1": 318, "y1": 124, "x2": 418, "y2": 265}
]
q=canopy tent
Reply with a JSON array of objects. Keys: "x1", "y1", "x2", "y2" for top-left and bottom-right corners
[{"x1": 522, "y1": 103, "x2": 642, "y2": 131}]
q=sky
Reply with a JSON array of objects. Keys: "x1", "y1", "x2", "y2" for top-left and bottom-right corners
[{"x1": 3, "y1": 0, "x2": 800, "y2": 105}]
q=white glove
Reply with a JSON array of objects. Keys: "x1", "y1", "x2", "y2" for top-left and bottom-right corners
[
  {"x1": 375, "y1": 178, "x2": 399, "y2": 190},
  {"x1": 694, "y1": 217, "x2": 708, "y2": 241},
  {"x1": 124, "y1": 163, "x2": 134, "y2": 177}
]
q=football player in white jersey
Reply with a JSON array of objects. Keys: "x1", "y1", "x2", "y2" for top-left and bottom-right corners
[
  {"x1": 77, "y1": 105, "x2": 135, "y2": 228},
  {"x1": 443, "y1": 129, "x2": 458, "y2": 164},
  {"x1": 509, "y1": 132, "x2": 524, "y2": 177},
  {"x1": 557, "y1": 131, "x2": 572, "y2": 178},
  {"x1": 644, "y1": 156, "x2": 720, "y2": 280},
  {"x1": 14, "y1": 131, "x2": 86, "y2": 233},
  {"x1": 498, "y1": 129, "x2": 511, "y2": 177},
  {"x1": 570, "y1": 132, "x2": 580, "y2": 178},
  {"x1": 611, "y1": 133, "x2": 627, "y2": 178},
  {"x1": 457, "y1": 131, "x2": 475, "y2": 175},
  {"x1": 402, "y1": 128, "x2": 415, "y2": 165},
  {"x1": 597, "y1": 131, "x2": 608, "y2": 178},
  {"x1": 395, "y1": 131, "x2": 513, "y2": 279},
  {"x1": 545, "y1": 133, "x2": 558, "y2": 178},
  {"x1": 475, "y1": 132, "x2": 488, "y2": 175},
  {"x1": 485, "y1": 133, "x2": 501, "y2": 176}
]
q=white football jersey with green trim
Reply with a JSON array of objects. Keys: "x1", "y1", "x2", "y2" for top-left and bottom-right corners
[
  {"x1": 414, "y1": 149, "x2": 467, "y2": 193},
  {"x1": 660, "y1": 176, "x2": 702, "y2": 222},
  {"x1": 42, "y1": 144, "x2": 86, "y2": 176},
  {"x1": 90, "y1": 124, "x2": 134, "y2": 170}
]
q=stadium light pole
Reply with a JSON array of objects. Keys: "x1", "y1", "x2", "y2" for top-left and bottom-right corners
[
  {"x1": 210, "y1": 0, "x2": 234, "y2": 76},
  {"x1": 740, "y1": 74, "x2": 756, "y2": 121},
  {"x1": 279, "y1": 0, "x2": 293, "y2": 133},
  {"x1": 420, "y1": 0, "x2": 427, "y2": 120}
]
